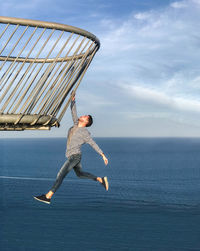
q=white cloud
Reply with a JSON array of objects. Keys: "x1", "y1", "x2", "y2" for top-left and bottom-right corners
[
  {"x1": 170, "y1": 1, "x2": 187, "y2": 8},
  {"x1": 127, "y1": 111, "x2": 170, "y2": 119},
  {"x1": 94, "y1": 0, "x2": 200, "y2": 121},
  {"x1": 79, "y1": 90, "x2": 116, "y2": 108},
  {"x1": 121, "y1": 84, "x2": 200, "y2": 113},
  {"x1": 134, "y1": 12, "x2": 151, "y2": 20},
  {"x1": 122, "y1": 84, "x2": 200, "y2": 114},
  {"x1": 192, "y1": 0, "x2": 200, "y2": 5},
  {"x1": 123, "y1": 85, "x2": 172, "y2": 106}
]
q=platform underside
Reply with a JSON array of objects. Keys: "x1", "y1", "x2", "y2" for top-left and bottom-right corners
[{"x1": 0, "y1": 114, "x2": 59, "y2": 131}]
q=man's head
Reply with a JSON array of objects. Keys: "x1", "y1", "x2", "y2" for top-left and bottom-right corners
[{"x1": 78, "y1": 115, "x2": 93, "y2": 127}]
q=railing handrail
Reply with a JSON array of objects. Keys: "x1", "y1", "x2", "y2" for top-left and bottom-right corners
[{"x1": 0, "y1": 16, "x2": 100, "y2": 48}]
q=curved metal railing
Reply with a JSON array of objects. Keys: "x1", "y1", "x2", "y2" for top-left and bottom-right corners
[{"x1": 0, "y1": 16, "x2": 100, "y2": 130}]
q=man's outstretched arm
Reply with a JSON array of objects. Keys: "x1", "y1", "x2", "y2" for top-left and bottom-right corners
[
  {"x1": 85, "y1": 133, "x2": 108, "y2": 166},
  {"x1": 71, "y1": 92, "x2": 78, "y2": 125}
]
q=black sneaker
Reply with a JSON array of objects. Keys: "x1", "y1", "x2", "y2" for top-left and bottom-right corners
[
  {"x1": 34, "y1": 194, "x2": 51, "y2": 204},
  {"x1": 101, "y1": 177, "x2": 109, "y2": 191}
]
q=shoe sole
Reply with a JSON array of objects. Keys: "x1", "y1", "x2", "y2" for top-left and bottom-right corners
[
  {"x1": 34, "y1": 196, "x2": 50, "y2": 204},
  {"x1": 103, "y1": 176, "x2": 109, "y2": 191}
]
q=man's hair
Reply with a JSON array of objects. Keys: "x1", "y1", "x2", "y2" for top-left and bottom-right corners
[{"x1": 86, "y1": 115, "x2": 93, "y2": 127}]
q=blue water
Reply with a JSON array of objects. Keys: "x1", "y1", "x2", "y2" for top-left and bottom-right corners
[{"x1": 1, "y1": 137, "x2": 200, "y2": 250}]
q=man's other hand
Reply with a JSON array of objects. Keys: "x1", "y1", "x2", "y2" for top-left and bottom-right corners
[{"x1": 101, "y1": 153, "x2": 108, "y2": 166}]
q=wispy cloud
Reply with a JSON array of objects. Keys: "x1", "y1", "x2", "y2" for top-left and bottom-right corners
[
  {"x1": 79, "y1": 90, "x2": 116, "y2": 108},
  {"x1": 93, "y1": 0, "x2": 200, "y2": 120},
  {"x1": 170, "y1": 1, "x2": 188, "y2": 8},
  {"x1": 122, "y1": 84, "x2": 200, "y2": 114}
]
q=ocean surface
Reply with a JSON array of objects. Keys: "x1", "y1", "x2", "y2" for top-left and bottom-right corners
[{"x1": 1, "y1": 137, "x2": 200, "y2": 251}]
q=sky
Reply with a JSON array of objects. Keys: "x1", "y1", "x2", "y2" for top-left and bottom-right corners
[{"x1": 1, "y1": 0, "x2": 200, "y2": 138}]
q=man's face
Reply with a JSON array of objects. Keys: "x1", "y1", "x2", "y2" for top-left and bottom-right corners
[{"x1": 79, "y1": 115, "x2": 89, "y2": 125}]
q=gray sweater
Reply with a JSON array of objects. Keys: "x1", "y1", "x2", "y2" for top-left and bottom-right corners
[{"x1": 66, "y1": 101, "x2": 103, "y2": 158}]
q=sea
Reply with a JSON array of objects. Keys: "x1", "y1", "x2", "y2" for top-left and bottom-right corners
[{"x1": 0, "y1": 137, "x2": 200, "y2": 251}]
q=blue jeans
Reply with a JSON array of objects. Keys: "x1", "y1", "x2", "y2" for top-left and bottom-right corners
[{"x1": 51, "y1": 154, "x2": 97, "y2": 193}]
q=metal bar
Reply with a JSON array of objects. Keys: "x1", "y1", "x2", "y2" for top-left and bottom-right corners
[
  {"x1": 0, "y1": 26, "x2": 36, "y2": 91},
  {"x1": 20, "y1": 29, "x2": 56, "y2": 114},
  {"x1": 34, "y1": 34, "x2": 75, "y2": 114},
  {"x1": 57, "y1": 46, "x2": 98, "y2": 122},
  {"x1": 0, "y1": 27, "x2": 40, "y2": 111},
  {"x1": 39, "y1": 62, "x2": 73, "y2": 114},
  {"x1": 18, "y1": 28, "x2": 55, "y2": 114},
  {"x1": 47, "y1": 63, "x2": 77, "y2": 115},
  {"x1": 0, "y1": 61, "x2": 19, "y2": 92},
  {"x1": 0, "y1": 24, "x2": 19, "y2": 55},
  {"x1": 50, "y1": 42, "x2": 95, "y2": 117},
  {"x1": 0, "y1": 25, "x2": 29, "y2": 71},
  {"x1": 48, "y1": 58, "x2": 84, "y2": 115},
  {"x1": 0, "y1": 16, "x2": 100, "y2": 48},
  {"x1": 44, "y1": 38, "x2": 90, "y2": 115},
  {"x1": 36, "y1": 35, "x2": 82, "y2": 114},
  {"x1": 6, "y1": 63, "x2": 30, "y2": 113},
  {"x1": 0, "y1": 23, "x2": 9, "y2": 40},
  {"x1": 7, "y1": 27, "x2": 41, "y2": 112},
  {"x1": 26, "y1": 30, "x2": 65, "y2": 114},
  {"x1": 0, "y1": 25, "x2": 19, "y2": 81},
  {"x1": 38, "y1": 36, "x2": 87, "y2": 115},
  {"x1": 0, "y1": 53, "x2": 90, "y2": 63},
  {"x1": 0, "y1": 126, "x2": 50, "y2": 131},
  {"x1": 25, "y1": 30, "x2": 65, "y2": 114},
  {"x1": 0, "y1": 62, "x2": 20, "y2": 107},
  {"x1": 11, "y1": 28, "x2": 47, "y2": 113},
  {"x1": 33, "y1": 32, "x2": 74, "y2": 114},
  {"x1": 0, "y1": 26, "x2": 35, "y2": 109},
  {"x1": 0, "y1": 63, "x2": 10, "y2": 89}
]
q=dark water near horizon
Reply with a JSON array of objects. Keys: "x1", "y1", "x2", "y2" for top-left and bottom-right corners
[{"x1": 1, "y1": 137, "x2": 200, "y2": 250}]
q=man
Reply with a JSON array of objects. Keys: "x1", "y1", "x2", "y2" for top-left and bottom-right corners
[{"x1": 34, "y1": 92, "x2": 109, "y2": 204}]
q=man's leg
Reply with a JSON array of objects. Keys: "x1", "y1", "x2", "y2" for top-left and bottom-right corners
[
  {"x1": 73, "y1": 163, "x2": 109, "y2": 191},
  {"x1": 34, "y1": 154, "x2": 81, "y2": 203},
  {"x1": 50, "y1": 154, "x2": 81, "y2": 194},
  {"x1": 73, "y1": 162, "x2": 97, "y2": 180}
]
